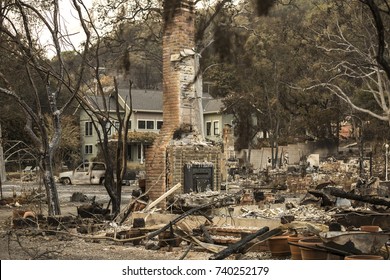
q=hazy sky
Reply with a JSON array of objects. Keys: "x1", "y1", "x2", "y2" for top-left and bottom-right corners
[{"x1": 42, "y1": 0, "x2": 93, "y2": 57}]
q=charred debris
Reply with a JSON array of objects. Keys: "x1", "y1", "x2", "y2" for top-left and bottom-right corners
[{"x1": 4, "y1": 157, "x2": 390, "y2": 260}]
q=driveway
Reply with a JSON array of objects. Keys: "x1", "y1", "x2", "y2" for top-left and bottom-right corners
[{"x1": 0, "y1": 180, "x2": 136, "y2": 219}]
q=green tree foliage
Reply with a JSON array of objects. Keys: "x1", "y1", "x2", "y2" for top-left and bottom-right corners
[
  {"x1": 306, "y1": 0, "x2": 390, "y2": 121},
  {"x1": 301, "y1": 0, "x2": 390, "y2": 146},
  {"x1": 94, "y1": 0, "x2": 162, "y2": 89},
  {"x1": 202, "y1": 0, "x2": 344, "y2": 163},
  {"x1": 0, "y1": 34, "x2": 44, "y2": 145}
]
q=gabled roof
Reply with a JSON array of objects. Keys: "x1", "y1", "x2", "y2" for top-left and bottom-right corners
[
  {"x1": 81, "y1": 94, "x2": 122, "y2": 112},
  {"x1": 118, "y1": 89, "x2": 163, "y2": 112},
  {"x1": 202, "y1": 95, "x2": 224, "y2": 114},
  {"x1": 117, "y1": 88, "x2": 225, "y2": 114}
]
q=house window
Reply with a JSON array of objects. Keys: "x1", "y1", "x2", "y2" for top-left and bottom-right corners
[
  {"x1": 106, "y1": 121, "x2": 120, "y2": 135},
  {"x1": 85, "y1": 121, "x2": 93, "y2": 136},
  {"x1": 138, "y1": 120, "x2": 146, "y2": 129},
  {"x1": 147, "y1": 120, "x2": 154, "y2": 129},
  {"x1": 206, "y1": 121, "x2": 211, "y2": 136},
  {"x1": 157, "y1": 120, "x2": 163, "y2": 130},
  {"x1": 114, "y1": 121, "x2": 120, "y2": 131},
  {"x1": 127, "y1": 120, "x2": 132, "y2": 130},
  {"x1": 106, "y1": 122, "x2": 112, "y2": 135},
  {"x1": 84, "y1": 145, "x2": 93, "y2": 154},
  {"x1": 138, "y1": 120, "x2": 155, "y2": 130},
  {"x1": 213, "y1": 121, "x2": 219, "y2": 135}
]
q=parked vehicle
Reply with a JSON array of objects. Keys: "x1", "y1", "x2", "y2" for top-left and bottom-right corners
[{"x1": 59, "y1": 162, "x2": 106, "y2": 185}]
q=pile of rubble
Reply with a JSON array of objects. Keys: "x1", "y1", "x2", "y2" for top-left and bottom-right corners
[
  {"x1": 4, "y1": 169, "x2": 390, "y2": 260},
  {"x1": 240, "y1": 204, "x2": 335, "y2": 224},
  {"x1": 0, "y1": 187, "x2": 45, "y2": 207},
  {"x1": 170, "y1": 191, "x2": 239, "y2": 209}
]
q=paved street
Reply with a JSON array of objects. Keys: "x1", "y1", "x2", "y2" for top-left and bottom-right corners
[{"x1": 0, "y1": 180, "x2": 135, "y2": 205}]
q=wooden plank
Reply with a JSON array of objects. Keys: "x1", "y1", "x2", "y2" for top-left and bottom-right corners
[{"x1": 143, "y1": 183, "x2": 181, "y2": 212}]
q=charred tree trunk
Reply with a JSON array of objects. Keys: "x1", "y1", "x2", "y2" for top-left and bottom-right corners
[
  {"x1": 103, "y1": 151, "x2": 119, "y2": 215},
  {"x1": 41, "y1": 151, "x2": 61, "y2": 215},
  {"x1": 113, "y1": 79, "x2": 132, "y2": 218},
  {"x1": 107, "y1": 172, "x2": 120, "y2": 215},
  {"x1": 97, "y1": 118, "x2": 120, "y2": 215}
]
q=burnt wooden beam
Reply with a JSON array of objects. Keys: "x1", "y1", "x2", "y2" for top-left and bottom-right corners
[
  {"x1": 327, "y1": 187, "x2": 390, "y2": 207},
  {"x1": 242, "y1": 227, "x2": 284, "y2": 254},
  {"x1": 308, "y1": 190, "x2": 335, "y2": 206},
  {"x1": 209, "y1": 226, "x2": 270, "y2": 260},
  {"x1": 147, "y1": 201, "x2": 215, "y2": 240},
  {"x1": 197, "y1": 210, "x2": 213, "y2": 223},
  {"x1": 200, "y1": 224, "x2": 214, "y2": 244},
  {"x1": 180, "y1": 243, "x2": 194, "y2": 260}
]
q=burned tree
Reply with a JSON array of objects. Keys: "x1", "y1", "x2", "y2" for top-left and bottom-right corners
[
  {"x1": 0, "y1": 0, "x2": 92, "y2": 215},
  {"x1": 76, "y1": 78, "x2": 133, "y2": 216}
]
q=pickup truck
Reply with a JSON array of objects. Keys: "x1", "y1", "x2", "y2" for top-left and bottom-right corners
[{"x1": 59, "y1": 162, "x2": 106, "y2": 185}]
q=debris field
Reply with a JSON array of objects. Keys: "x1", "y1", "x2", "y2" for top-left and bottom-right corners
[{"x1": 1, "y1": 159, "x2": 390, "y2": 260}]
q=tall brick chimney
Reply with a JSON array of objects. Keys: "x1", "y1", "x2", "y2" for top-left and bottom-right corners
[{"x1": 145, "y1": 0, "x2": 200, "y2": 206}]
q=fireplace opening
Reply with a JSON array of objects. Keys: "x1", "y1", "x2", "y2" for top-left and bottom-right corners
[{"x1": 184, "y1": 162, "x2": 214, "y2": 193}]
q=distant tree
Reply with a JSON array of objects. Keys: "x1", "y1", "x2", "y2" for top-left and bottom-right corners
[
  {"x1": 305, "y1": 0, "x2": 390, "y2": 125},
  {"x1": 202, "y1": 0, "x2": 342, "y2": 167},
  {"x1": 360, "y1": 0, "x2": 390, "y2": 81},
  {"x1": 0, "y1": 35, "x2": 38, "y2": 145}
]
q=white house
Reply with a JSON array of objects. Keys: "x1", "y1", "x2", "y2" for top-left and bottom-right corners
[{"x1": 79, "y1": 88, "x2": 232, "y2": 165}]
